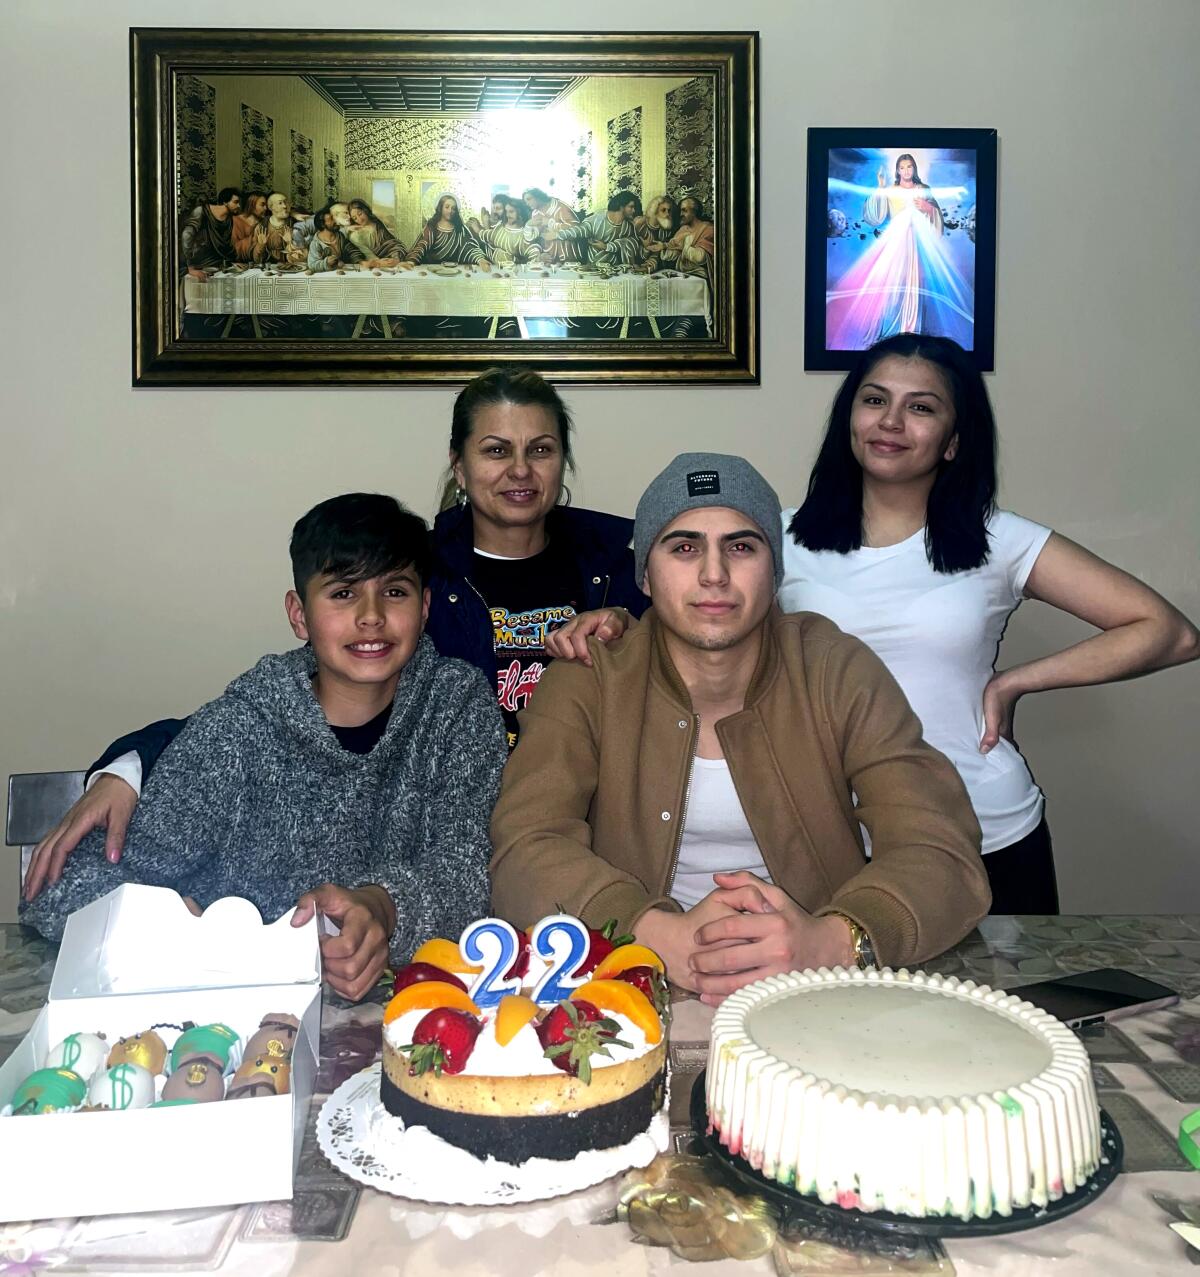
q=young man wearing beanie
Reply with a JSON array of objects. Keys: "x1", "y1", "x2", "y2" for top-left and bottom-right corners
[{"x1": 489, "y1": 453, "x2": 990, "y2": 1001}]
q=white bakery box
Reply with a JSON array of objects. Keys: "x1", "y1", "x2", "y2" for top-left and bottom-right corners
[{"x1": 0, "y1": 884, "x2": 321, "y2": 1222}]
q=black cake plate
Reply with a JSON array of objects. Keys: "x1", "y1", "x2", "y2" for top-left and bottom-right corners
[{"x1": 689, "y1": 1071, "x2": 1122, "y2": 1239}]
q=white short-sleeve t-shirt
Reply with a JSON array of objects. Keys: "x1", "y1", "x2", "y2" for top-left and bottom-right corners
[{"x1": 778, "y1": 509, "x2": 1052, "y2": 854}]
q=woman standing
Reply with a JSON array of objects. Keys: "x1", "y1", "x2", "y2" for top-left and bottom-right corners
[
  {"x1": 781, "y1": 333, "x2": 1198, "y2": 911},
  {"x1": 427, "y1": 368, "x2": 647, "y2": 747}
]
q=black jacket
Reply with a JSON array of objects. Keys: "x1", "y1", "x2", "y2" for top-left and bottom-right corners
[{"x1": 424, "y1": 502, "x2": 648, "y2": 678}]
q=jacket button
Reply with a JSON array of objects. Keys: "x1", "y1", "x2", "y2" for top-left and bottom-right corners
[
  {"x1": 677, "y1": 719, "x2": 687, "y2": 729},
  {"x1": 661, "y1": 811, "x2": 671, "y2": 821},
  {"x1": 592, "y1": 576, "x2": 601, "y2": 585},
  {"x1": 448, "y1": 593, "x2": 459, "y2": 603}
]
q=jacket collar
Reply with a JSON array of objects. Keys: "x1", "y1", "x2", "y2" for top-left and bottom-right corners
[
  {"x1": 432, "y1": 503, "x2": 634, "y2": 577},
  {"x1": 646, "y1": 605, "x2": 783, "y2": 713}
]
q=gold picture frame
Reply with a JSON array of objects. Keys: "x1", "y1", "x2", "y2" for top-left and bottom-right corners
[{"x1": 131, "y1": 28, "x2": 758, "y2": 386}]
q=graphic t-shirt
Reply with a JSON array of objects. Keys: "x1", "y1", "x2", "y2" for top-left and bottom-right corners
[{"x1": 468, "y1": 544, "x2": 580, "y2": 748}]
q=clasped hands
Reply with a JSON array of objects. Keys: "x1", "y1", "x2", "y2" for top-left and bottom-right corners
[{"x1": 636, "y1": 871, "x2": 855, "y2": 1006}]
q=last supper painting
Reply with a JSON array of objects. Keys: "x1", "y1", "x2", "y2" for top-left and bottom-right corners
[{"x1": 132, "y1": 29, "x2": 758, "y2": 385}]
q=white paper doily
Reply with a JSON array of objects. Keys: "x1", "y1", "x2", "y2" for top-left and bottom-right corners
[{"x1": 317, "y1": 1062, "x2": 670, "y2": 1206}]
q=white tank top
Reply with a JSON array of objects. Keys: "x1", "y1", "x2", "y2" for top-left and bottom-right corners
[{"x1": 670, "y1": 755, "x2": 773, "y2": 910}]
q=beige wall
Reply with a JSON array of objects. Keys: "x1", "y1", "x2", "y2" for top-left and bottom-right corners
[{"x1": 4, "y1": 0, "x2": 1198, "y2": 923}]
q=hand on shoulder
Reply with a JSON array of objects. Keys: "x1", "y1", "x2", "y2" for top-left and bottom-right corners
[{"x1": 544, "y1": 607, "x2": 633, "y2": 666}]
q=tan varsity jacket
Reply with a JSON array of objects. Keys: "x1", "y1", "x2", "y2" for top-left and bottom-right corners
[{"x1": 489, "y1": 608, "x2": 989, "y2": 966}]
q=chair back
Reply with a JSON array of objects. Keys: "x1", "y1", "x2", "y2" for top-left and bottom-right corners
[{"x1": 6, "y1": 771, "x2": 86, "y2": 884}]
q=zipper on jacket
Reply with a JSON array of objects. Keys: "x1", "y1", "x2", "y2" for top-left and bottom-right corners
[
  {"x1": 464, "y1": 575, "x2": 491, "y2": 617},
  {"x1": 663, "y1": 713, "x2": 700, "y2": 896}
]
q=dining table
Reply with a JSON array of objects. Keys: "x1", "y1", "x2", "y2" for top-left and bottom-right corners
[
  {"x1": 182, "y1": 265, "x2": 712, "y2": 340},
  {"x1": 2, "y1": 913, "x2": 1198, "y2": 1276}
]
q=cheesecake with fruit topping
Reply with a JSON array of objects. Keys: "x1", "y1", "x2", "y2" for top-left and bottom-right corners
[{"x1": 380, "y1": 932, "x2": 669, "y2": 1164}]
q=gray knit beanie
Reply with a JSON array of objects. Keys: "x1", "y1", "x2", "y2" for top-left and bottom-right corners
[{"x1": 633, "y1": 453, "x2": 783, "y2": 590}]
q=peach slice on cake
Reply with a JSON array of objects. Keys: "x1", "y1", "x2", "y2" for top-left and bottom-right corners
[
  {"x1": 409, "y1": 938, "x2": 483, "y2": 975},
  {"x1": 570, "y1": 979, "x2": 662, "y2": 1044},
  {"x1": 494, "y1": 994, "x2": 540, "y2": 1046},
  {"x1": 384, "y1": 981, "x2": 481, "y2": 1024},
  {"x1": 590, "y1": 943, "x2": 666, "y2": 981}
]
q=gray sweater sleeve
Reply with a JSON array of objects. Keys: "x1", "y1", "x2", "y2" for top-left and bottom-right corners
[
  {"x1": 20, "y1": 699, "x2": 254, "y2": 941},
  {"x1": 366, "y1": 669, "x2": 507, "y2": 965}
]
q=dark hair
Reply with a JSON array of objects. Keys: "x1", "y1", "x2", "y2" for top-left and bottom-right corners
[
  {"x1": 426, "y1": 193, "x2": 464, "y2": 234},
  {"x1": 347, "y1": 197, "x2": 385, "y2": 230},
  {"x1": 787, "y1": 334, "x2": 996, "y2": 573},
  {"x1": 441, "y1": 368, "x2": 575, "y2": 510},
  {"x1": 500, "y1": 195, "x2": 529, "y2": 227},
  {"x1": 680, "y1": 194, "x2": 706, "y2": 219},
  {"x1": 608, "y1": 191, "x2": 639, "y2": 214},
  {"x1": 313, "y1": 202, "x2": 340, "y2": 232},
  {"x1": 523, "y1": 187, "x2": 551, "y2": 205},
  {"x1": 893, "y1": 153, "x2": 929, "y2": 188},
  {"x1": 216, "y1": 187, "x2": 243, "y2": 206},
  {"x1": 290, "y1": 493, "x2": 431, "y2": 596}
]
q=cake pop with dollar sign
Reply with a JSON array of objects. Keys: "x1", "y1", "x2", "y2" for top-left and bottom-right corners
[
  {"x1": 44, "y1": 1032, "x2": 108, "y2": 1079},
  {"x1": 10, "y1": 1067, "x2": 88, "y2": 1115},
  {"x1": 161, "y1": 1057, "x2": 227, "y2": 1104},
  {"x1": 86, "y1": 1062, "x2": 155, "y2": 1111},
  {"x1": 242, "y1": 1012, "x2": 300, "y2": 1064},
  {"x1": 226, "y1": 1053, "x2": 291, "y2": 1100},
  {"x1": 108, "y1": 1029, "x2": 168, "y2": 1076},
  {"x1": 170, "y1": 1023, "x2": 240, "y2": 1075}
]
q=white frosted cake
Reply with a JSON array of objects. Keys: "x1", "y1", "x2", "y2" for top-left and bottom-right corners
[{"x1": 707, "y1": 967, "x2": 1102, "y2": 1222}]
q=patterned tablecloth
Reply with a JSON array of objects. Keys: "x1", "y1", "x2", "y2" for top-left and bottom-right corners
[
  {"x1": 183, "y1": 267, "x2": 711, "y2": 322},
  {"x1": 2, "y1": 915, "x2": 1199, "y2": 1276}
]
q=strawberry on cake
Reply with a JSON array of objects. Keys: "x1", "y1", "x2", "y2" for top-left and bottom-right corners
[{"x1": 379, "y1": 925, "x2": 669, "y2": 1165}]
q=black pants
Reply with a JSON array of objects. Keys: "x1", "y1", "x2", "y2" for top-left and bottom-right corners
[{"x1": 984, "y1": 817, "x2": 1060, "y2": 915}]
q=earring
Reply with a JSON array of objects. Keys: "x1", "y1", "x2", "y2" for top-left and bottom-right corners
[
  {"x1": 558, "y1": 483, "x2": 573, "y2": 507},
  {"x1": 456, "y1": 485, "x2": 470, "y2": 507}
]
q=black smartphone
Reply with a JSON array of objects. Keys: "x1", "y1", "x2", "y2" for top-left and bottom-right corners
[{"x1": 1005, "y1": 968, "x2": 1180, "y2": 1028}]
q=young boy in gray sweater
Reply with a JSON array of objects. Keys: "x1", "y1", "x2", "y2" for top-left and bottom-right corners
[{"x1": 20, "y1": 494, "x2": 507, "y2": 1001}]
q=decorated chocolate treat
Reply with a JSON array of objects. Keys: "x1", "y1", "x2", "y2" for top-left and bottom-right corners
[
  {"x1": 108, "y1": 1030, "x2": 168, "y2": 1076},
  {"x1": 11, "y1": 1067, "x2": 87, "y2": 1115},
  {"x1": 152, "y1": 1098, "x2": 198, "y2": 1107},
  {"x1": 226, "y1": 1054, "x2": 291, "y2": 1100},
  {"x1": 170, "y1": 1023, "x2": 239, "y2": 1074},
  {"x1": 86, "y1": 1062, "x2": 155, "y2": 1111},
  {"x1": 243, "y1": 1013, "x2": 301, "y2": 1064},
  {"x1": 44, "y1": 1032, "x2": 108, "y2": 1079},
  {"x1": 162, "y1": 1058, "x2": 226, "y2": 1104}
]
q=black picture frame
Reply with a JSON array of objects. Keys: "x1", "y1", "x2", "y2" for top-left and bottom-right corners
[
  {"x1": 804, "y1": 127, "x2": 997, "y2": 371},
  {"x1": 131, "y1": 28, "x2": 759, "y2": 386}
]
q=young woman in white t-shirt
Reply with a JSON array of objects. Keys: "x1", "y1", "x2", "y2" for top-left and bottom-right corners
[
  {"x1": 548, "y1": 334, "x2": 1198, "y2": 915},
  {"x1": 779, "y1": 333, "x2": 1198, "y2": 912}
]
